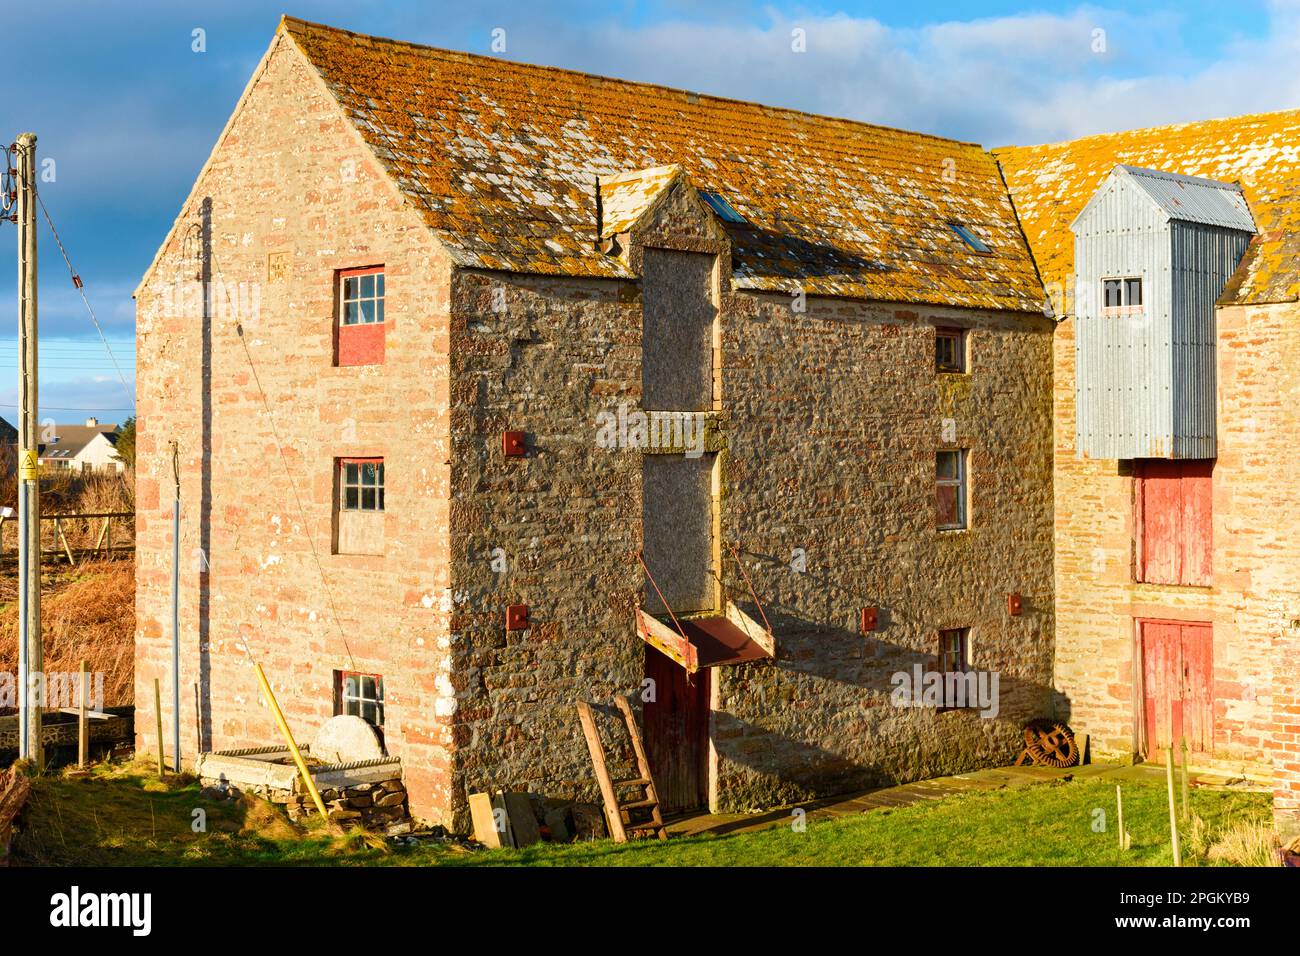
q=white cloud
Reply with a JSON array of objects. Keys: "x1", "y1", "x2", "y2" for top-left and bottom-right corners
[{"x1": 500, "y1": 4, "x2": 1300, "y2": 146}]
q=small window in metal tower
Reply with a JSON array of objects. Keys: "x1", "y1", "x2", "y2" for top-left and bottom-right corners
[
  {"x1": 1125, "y1": 277, "x2": 1143, "y2": 306},
  {"x1": 1102, "y1": 276, "x2": 1143, "y2": 315},
  {"x1": 699, "y1": 191, "x2": 746, "y2": 224},
  {"x1": 949, "y1": 222, "x2": 992, "y2": 254}
]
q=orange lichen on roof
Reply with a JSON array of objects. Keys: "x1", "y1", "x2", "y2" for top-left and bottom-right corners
[
  {"x1": 996, "y1": 110, "x2": 1300, "y2": 307},
  {"x1": 280, "y1": 16, "x2": 1043, "y2": 313},
  {"x1": 600, "y1": 165, "x2": 681, "y2": 238}
]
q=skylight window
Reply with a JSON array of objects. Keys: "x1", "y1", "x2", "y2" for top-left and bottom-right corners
[
  {"x1": 949, "y1": 222, "x2": 992, "y2": 254},
  {"x1": 699, "y1": 190, "x2": 746, "y2": 224}
]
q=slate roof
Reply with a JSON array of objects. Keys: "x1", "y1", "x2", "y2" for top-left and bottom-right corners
[
  {"x1": 281, "y1": 17, "x2": 1045, "y2": 314},
  {"x1": 996, "y1": 110, "x2": 1300, "y2": 307}
]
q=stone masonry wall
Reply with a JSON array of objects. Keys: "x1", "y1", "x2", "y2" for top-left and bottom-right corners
[
  {"x1": 444, "y1": 182, "x2": 1056, "y2": 827},
  {"x1": 134, "y1": 36, "x2": 456, "y2": 825},
  {"x1": 713, "y1": 292, "x2": 1055, "y2": 808},
  {"x1": 1053, "y1": 301, "x2": 1300, "y2": 779}
]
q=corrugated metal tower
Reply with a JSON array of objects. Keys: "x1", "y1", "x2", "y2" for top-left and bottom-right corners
[{"x1": 1070, "y1": 165, "x2": 1256, "y2": 459}]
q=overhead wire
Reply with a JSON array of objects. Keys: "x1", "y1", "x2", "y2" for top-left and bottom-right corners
[{"x1": 33, "y1": 188, "x2": 135, "y2": 408}]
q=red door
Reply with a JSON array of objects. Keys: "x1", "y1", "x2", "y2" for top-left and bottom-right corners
[
  {"x1": 1141, "y1": 620, "x2": 1213, "y2": 754},
  {"x1": 1136, "y1": 459, "x2": 1212, "y2": 585},
  {"x1": 642, "y1": 646, "x2": 710, "y2": 814}
]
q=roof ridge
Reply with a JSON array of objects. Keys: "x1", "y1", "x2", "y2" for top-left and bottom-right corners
[
  {"x1": 1118, "y1": 164, "x2": 1245, "y2": 191},
  {"x1": 278, "y1": 14, "x2": 987, "y2": 152},
  {"x1": 998, "y1": 104, "x2": 1300, "y2": 154}
]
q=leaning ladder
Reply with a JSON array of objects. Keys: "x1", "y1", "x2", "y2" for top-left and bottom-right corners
[{"x1": 576, "y1": 696, "x2": 669, "y2": 843}]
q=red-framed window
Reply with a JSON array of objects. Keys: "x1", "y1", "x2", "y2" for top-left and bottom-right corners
[
  {"x1": 334, "y1": 670, "x2": 385, "y2": 728},
  {"x1": 335, "y1": 266, "x2": 385, "y2": 367},
  {"x1": 339, "y1": 457, "x2": 384, "y2": 512},
  {"x1": 1135, "y1": 459, "x2": 1212, "y2": 586}
]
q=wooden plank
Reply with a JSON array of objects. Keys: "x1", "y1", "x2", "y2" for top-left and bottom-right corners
[
  {"x1": 1181, "y1": 460, "x2": 1213, "y2": 586},
  {"x1": 501, "y1": 792, "x2": 541, "y2": 847},
  {"x1": 1181, "y1": 622, "x2": 1214, "y2": 753},
  {"x1": 725, "y1": 600, "x2": 775, "y2": 659},
  {"x1": 468, "y1": 791, "x2": 507, "y2": 848},
  {"x1": 636, "y1": 608, "x2": 699, "y2": 673},
  {"x1": 54, "y1": 518, "x2": 76, "y2": 566},
  {"x1": 77, "y1": 661, "x2": 88, "y2": 769},
  {"x1": 576, "y1": 701, "x2": 628, "y2": 843},
  {"x1": 1142, "y1": 620, "x2": 1182, "y2": 753},
  {"x1": 1139, "y1": 462, "x2": 1180, "y2": 584},
  {"x1": 59, "y1": 708, "x2": 113, "y2": 721},
  {"x1": 39, "y1": 511, "x2": 134, "y2": 521}
]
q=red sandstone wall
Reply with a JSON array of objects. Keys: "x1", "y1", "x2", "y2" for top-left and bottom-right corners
[
  {"x1": 134, "y1": 36, "x2": 455, "y2": 824},
  {"x1": 1053, "y1": 301, "x2": 1300, "y2": 781}
]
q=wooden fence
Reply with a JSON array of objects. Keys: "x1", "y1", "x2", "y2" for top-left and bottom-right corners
[{"x1": 0, "y1": 511, "x2": 134, "y2": 565}]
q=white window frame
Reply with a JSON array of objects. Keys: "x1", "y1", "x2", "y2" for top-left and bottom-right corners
[
  {"x1": 936, "y1": 449, "x2": 968, "y2": 531},
  {"x1": 336, "y1": 670, "x2": 385, "y2": 727},
  {"x1": 340, "y1": 268, "x2": 386, "y2": 327},
  {"x1": 340, "y1": 459, "x2": 385, "y2": 513}
]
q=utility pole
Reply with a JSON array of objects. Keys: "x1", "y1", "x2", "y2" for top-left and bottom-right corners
[{"x1": 15, "y1": 131, "x2": 42, "y2": 768}]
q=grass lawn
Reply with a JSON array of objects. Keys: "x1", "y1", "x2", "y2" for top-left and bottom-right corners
[{"x1": 12, "y1": 761, "x2": 1275, "y2": 867}]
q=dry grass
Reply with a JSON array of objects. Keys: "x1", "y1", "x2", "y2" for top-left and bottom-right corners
[
  {"x1": 0, "y1": 472, "x2": 136, "y2": 713},
  {"x1": 0, "y1": 468, "x2": 134, "y2": 555},
  {"x1": 1207, "y1": 820, "x2": 1281, "y2": 867},
  {"x1": 0, "y1": 560, "x2": 135, "y2": 710}
]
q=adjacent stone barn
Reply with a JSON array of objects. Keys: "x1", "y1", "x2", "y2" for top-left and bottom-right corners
[
  {"x1": 998, "y1": 111, "x2": 1300, "y2": 837},
  {"x1": 134, "y1": 17, "x2": 1055, "y2": 829}
]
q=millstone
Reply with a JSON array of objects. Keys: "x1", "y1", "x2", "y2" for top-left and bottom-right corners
[{"x1": 311, "y1": 715, "x2": 383, "y2": 764}]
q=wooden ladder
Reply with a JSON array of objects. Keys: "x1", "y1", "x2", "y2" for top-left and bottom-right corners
[{"x1": 576, "y1": 696, "x2": 669, "y2": 843}]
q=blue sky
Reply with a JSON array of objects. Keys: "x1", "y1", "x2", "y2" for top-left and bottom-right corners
[{"x1": 0, "y1": 0, "x2": 1295, "y2": 423}]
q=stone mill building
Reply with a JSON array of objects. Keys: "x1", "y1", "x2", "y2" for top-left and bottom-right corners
[{"x1": 133, "y1": 16, "x2": 1300, "y2": 837}]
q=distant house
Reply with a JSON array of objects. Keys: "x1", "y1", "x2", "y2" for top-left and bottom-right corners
[
  {"x1": 0, "y1": 416, "x2": 16, "y2": 444},
  {"x1": 38, "y1": 418, "x2": 123, "y2": 474}
]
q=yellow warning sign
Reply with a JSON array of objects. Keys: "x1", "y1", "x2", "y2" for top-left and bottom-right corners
[{"x1": 18, "y1": 449, "x2": 38, "y2": 481}]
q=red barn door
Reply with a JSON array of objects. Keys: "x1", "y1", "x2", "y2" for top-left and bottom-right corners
[
  {"x1": 642, "y1": 646, "x2": 710, "y2": 814},
  {"x1": 1141, "y1": 620, "x2": 1213, "y2": 754},
  {"x1": 1136, "y1": 459, "x2": 1213, "y2": 586}
]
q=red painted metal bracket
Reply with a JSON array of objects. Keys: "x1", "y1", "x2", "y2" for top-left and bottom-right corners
[{"x1": 505, "y1": 604, "x2": 529, "y2": 630}]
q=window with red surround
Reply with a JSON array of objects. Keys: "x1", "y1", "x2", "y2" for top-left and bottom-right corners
[
  {"x1": 334, "y1": 670, "x2": 385, "y2": 728},
  {"x1": 335, "y1": 266, "x2": 385, "y2": 366},
  {"x1": 1135, "y1": 459, "x2": 1212, "y2": 586}
]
